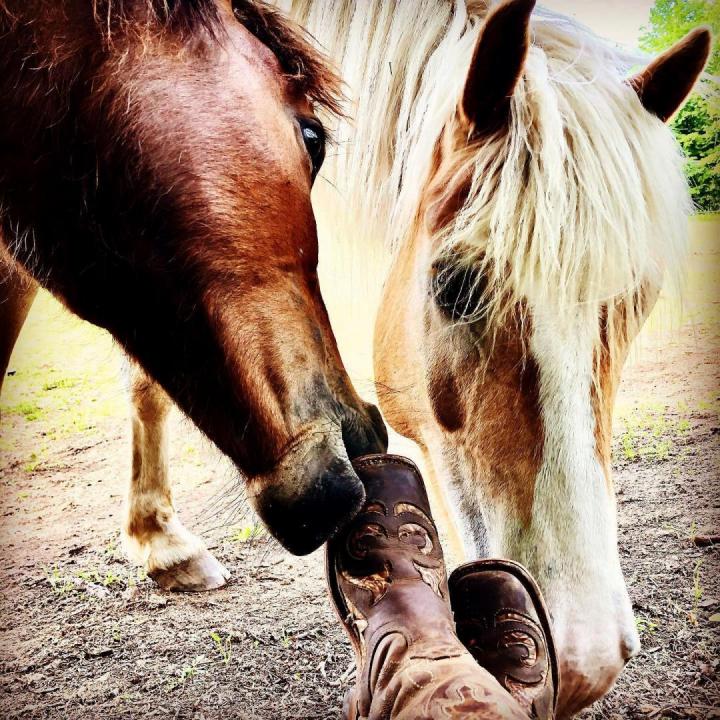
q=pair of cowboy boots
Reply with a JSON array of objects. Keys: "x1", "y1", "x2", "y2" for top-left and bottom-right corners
[{"x1": 327, "y1": 454, "x2": 558, "y2": 720}]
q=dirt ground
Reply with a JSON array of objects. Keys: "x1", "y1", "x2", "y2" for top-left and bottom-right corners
[{"x1": 1, "y1": 220, "x2": 718, "y2": 719}]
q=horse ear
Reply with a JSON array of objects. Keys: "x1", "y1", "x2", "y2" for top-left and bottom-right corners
[
  {"x1": 629, "y1": 28, "x2": 711, "y2": 123},
  {"x1": 460, "y1": 0, "x2": 536, "y2": 135}
]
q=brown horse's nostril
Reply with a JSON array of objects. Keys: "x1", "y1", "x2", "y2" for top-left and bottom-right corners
[
  {"x1": 254, "y1": 456, "x2": 366, "y2": 556},
  {"x1": 341, "y1": 403, "x2": 389, "y2": 460}
]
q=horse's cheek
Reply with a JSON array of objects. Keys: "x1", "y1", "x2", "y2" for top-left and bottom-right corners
[{"x1": 427, "y1": 359, "x2": 466, "y2": 433}]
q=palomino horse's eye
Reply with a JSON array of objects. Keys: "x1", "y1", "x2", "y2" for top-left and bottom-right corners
[
  {"x1": 431, "y1": 256, "x2": 488, "y2": 323},
  {"x1": 298, "y1": 118, "x2": 326, "y2": 182}
]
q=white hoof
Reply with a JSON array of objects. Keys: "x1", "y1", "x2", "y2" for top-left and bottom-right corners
[{"x1": 148, "y1": 549, "x2": 231, "y2": 592}]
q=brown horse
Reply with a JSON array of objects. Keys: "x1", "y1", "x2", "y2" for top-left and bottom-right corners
[
  {"x1": 283, "y1": 0, "x2": 710, "y2": 715},
  {"x1": 0, "y1": 0, "x2": 387, "y2": 588}
]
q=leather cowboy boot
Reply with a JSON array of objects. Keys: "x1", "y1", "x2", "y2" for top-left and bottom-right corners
[
  {"x1": 449, "y1": 560, "x2": 559, "y2": 719},
  {"x1": 327, "y1": 454, "x2": 528, "y2": 720}
]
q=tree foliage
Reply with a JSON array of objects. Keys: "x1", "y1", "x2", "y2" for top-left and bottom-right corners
[{"x1": 639, "y1": 0, "x2": 719, "y2": 212}]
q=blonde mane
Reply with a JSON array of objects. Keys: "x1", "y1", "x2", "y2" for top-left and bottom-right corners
[{"x1": 282, "y1": 0, "x2": 691, "y2": 340}]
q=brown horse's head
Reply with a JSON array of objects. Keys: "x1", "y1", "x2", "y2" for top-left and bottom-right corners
[
  {"x1": 0, "y1": 0, "x2": 386, "y2": 554},
  {"x1": 375, "y1": 0, "x2": 709, "y2": 714}
]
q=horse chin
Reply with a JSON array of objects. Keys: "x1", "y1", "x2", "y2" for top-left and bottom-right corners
[
  {"x1": 551, "y1": 597, "x2": 641, "y2": 718},
  {"x1": 555, "y1": 654, "x2": 625, "y2": 719},
  {"x1": 248, "y1": 426, "x2": 367, "y2": 555}
]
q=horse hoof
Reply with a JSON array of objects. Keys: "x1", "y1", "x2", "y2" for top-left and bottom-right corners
[{"x1": 148, "y1": 549, "x2": 230, "y2": 592}]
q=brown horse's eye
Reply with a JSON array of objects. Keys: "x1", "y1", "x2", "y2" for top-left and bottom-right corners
[{"x1": 299, "y1": 118, "x2": 326, "y2": 181}]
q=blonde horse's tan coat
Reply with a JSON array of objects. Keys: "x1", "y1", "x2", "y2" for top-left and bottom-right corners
[{"x1": 282, "y1": 0, "x2": 710, "y2": 715}]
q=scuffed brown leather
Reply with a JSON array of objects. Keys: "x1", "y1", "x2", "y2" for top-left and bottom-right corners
[
  {"x1": 449, "y1": 560, "x2": 558, "y2": 719},
  {"x1": 328, "y1": 454, "x2": 528, "y2": 719}
]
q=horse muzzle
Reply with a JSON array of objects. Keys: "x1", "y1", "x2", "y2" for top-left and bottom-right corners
[
  {"x1": 249, "y1": 409, "x2": 387, "y2": 555},
  {"x1": 551, "y1": 595, "x2": 641, "y2": 718}
]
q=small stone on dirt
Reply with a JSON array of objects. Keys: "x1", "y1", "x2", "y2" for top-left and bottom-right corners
[
  {"x1": 83, "y1": 647, "x2": 113, "y2": 659},
  {"x1": 122, "y1": 586, "x2": 140, "y2": 602},
  {"x1": 147, "y1": 593, "x2": 168, "y2": 607},
  {"x1": 22, "y1": 673, "x2": 46, "y2": 687}
]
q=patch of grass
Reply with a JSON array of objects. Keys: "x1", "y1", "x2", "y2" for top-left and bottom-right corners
[
  {"x1": 279, "y1": 629, "x2": 292, "y2": 649},
  {"x1": 166, "y1": 656, "x2": 209, "y2": 691},
  {"x1": 20, "y1": 442, "x2": 50, "y2": 474},
  {"x1": 614, "y1": 402, "x2": 694, "y2": 464},
  {"x1": 180, "y1": 659, "x2": 203, "y2": 681},
  {"x1": 696, "y1": 394, "x2": 720, "y2": 417},
  {"x1": 103, "y1": 533, "x2": 124, "y2": 562},
  {"x1": 45, "y1": 565, "x2": 75, "y2": 596},
  {"x1": 0, "y1": 290, "x2": 125, "y2": 449},
  {"x1": 23, "y1": 459, "x2": 39, "y2": 473},
  {"x1": 41, "y1": 377, "x2": 77, "y2": 392},
  {"x1": 75, "y1": 568, "x2": 124, "y2": 588},
  {"x1": 44, "y1": 561, "x2": 134, "y2": 598},
  {"x1": 5, "y1": 401, "x2": 44, "y2": 422},
  {"x1": 209, "y1": 631, "x2": 232, "y2": 665},
  {"x1": 635, "y1": 615, "x2": 658, "y2": 636},
  {"x1": 694, "y1": 211, "x2": 720, "y2": 222},
  {"x1": 228, "y1": 524, "x2": 265, "y2": 543},
  {"x1": 688, "y1": 559, "x2": 704, "y2": 626},
  {"x1": 663, "y1": 520, "x2": 701, "y2": 544},
  {"x1": 103, "y1": 570, "x2": 124, "y2": 587}
]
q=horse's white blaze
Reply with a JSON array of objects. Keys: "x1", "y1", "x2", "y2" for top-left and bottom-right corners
[
  {"x1": 527, "y1": 305, "x2": 639, "y2": 683},
  {"x1": 521, "y1": 306, "x2": 616, "y2": 576}
]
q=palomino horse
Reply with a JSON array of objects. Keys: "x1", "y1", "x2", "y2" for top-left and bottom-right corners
[
  {"x1": 0, "y1": 0, "x2": 387, "y2": 587},
  {"x1": 283, "y1": 0, "x2": 710, "y2": 715}
]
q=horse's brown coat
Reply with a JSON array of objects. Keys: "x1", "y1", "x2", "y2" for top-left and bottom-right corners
[{"x1": 0, "y1": 0, "x2": 386, "y2": 558}]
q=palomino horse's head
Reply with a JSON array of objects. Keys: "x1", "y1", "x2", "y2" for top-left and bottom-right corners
[
  {"x1": 0, "y1": 0, "x2": 386, "y2": 554},
  {"x1": 375, "y1": 0, "x2": 710, "y2": 714}
]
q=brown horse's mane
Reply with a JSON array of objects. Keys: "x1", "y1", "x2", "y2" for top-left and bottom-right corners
[
  {"x1": 96, "y1": 0, "x2": 341, "y2": 112},
  {"x1": 0, "y1": 0, "x2": 340, "y2": 115}
]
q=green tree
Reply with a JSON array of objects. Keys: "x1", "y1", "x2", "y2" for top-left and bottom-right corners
[{"x1": 640, "y1": 0, "x2": 719, "y2": 212}]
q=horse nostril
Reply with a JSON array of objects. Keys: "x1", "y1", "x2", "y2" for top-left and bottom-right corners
[
  {"x1": 254, "y1": 455, "x2": 366, "y2": 556},
  {"x1": 365, "y1": 402, "x2": 389, "y2": 452},
  {"x1": 621, "y1": 630, "x2": 641, "y2": 662},
  {"x1": 341, "y1": 403, "x2": 388, "y2": 459}
]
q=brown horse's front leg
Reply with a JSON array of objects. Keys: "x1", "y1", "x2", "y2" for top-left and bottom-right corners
[
  {"x1": 0, "y1": 248, "x2": 38, "y2": 394},
  {"x1": 124, "y1": 363, "x2": 230, "y2": 591}
]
